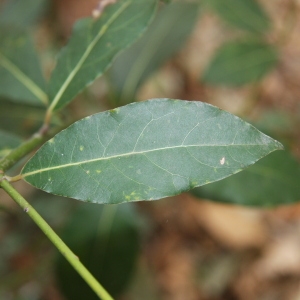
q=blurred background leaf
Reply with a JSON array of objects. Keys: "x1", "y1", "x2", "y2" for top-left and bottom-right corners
[
  {"x1": 0, "y1": 100, "x2": 61, "y2": 137},
  {"x1": 191, "y1": 150, "x2": 300, "y2": 207},
  {"x1": 0, "y1": 129, "x2": 22, "y2": 158},
  {"x1": 0, "y1": 0, "x2": 49, "y2": 28},
  {"x1": 108, "y1": 1, "x2": 200, "y2": 104},
  {"x1": 202, "y1": 39, "x2": 278, "y2": 86},
  {"x1": 0, "y1": 27, "x2": 47, "y2": 105},
  {"x1": 205, "y1": 0, "x2": 270, "y2": 34},
  {"x1": 55, "y1": 203, "x2": 142, "y2": 299}
]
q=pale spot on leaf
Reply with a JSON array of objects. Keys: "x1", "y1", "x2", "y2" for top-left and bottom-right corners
[{"x1": 220, "y1": 157, "x2": 225, "y2": 165}]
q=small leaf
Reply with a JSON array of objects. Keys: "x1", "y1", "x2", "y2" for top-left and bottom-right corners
[
  {"x1": 206, "y1": 0, "x2": 270, "y2": 34},
  {"x1": 48, "y1": 0, "x2": 157, "y2": 112},
  {"x1": 0, "y1": 27, "x2": 47, "y2": 105},
  {"x1": 21, "y1": 99, "x2": 283, "y2": 204},
  {"x1": 56, "y1": 203, "x2": 140, "y2": 298},
  {"x1": 202, "y1": 40, "x2": 278, "y2": 86},
  {"x1": 192, "y1": 150, "x2": 300, "y2": 207},
  {"x1": 109, "y1": 1, "x2": 200, "y2": 103}
]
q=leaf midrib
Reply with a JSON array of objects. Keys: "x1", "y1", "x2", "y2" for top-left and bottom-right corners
[
  {"x1": 48, "y1": 0, "x2": 132, "y2": 112},
  {"x1": 0, "y1": 51, "x2": 48, "y2": 104},
  {"x1": 22, "y1": 143, "x2": 271, "y2": 177}
]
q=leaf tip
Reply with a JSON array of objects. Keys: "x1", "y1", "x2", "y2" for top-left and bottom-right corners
[{"x1": 272, "y1": 138, "x2": 284, "y2": 151}]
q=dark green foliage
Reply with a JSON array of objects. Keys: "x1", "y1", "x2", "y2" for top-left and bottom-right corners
[
  {"x1": 192, "y1": 151, "x2": 300, "y2": 207},
  {"x1": 206, "y1": 0, "x2": 270, "y2": 34},
  {"x1": 0, "y1": 27, "x2": 47, "y2": 105},
  {"x1": 56, "y1": 203, "x2": 141, "y2": 299},
  {"x1": 109, "y1": 1, "x2": 200, "y2": 103},
  {"x1": 202, "y1": 40, "x2": 278, "y2": 86}
]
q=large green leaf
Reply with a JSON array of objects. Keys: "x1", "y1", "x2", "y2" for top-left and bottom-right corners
[
  {"x1": 21, "y1": 99, "x2": 283, "y2": 204},
  {"x1": 0, "y1": 27, "x2": 47, "y2": 105},
  {"x1": 109, "y1": 1, "x2": 200, "y2": 104},
  {"x1": 192, "y1": 150, "x2": 300, "y2": 207},
  {"x1": 202, "y1": 40, "x2": 278, "y2": 86},
  {"x1": 206, "y1": 0, "x2": 270, "y2": 34},
  {"x1": 56, "y1": 203, "x2": 140, "y2": 299},
  {"x1": 48, "y1": 0, "x2": 157, "y2": 112}
]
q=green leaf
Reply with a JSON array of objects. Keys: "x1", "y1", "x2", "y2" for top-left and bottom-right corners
[
  {"x1": 56, "y1": 203, "x2": 140, "y2": 298},
  {"x1": 206, "y1": 0, "x2": 270, "y2": 34},
  {"x1": 0, "y1": 100, "x2": 48, "y2": 136},
  {"x1": 0, "y1": 27, "x2": 47, "y2": 105},
  {"x1": 109, "y1": 1, "x2": 200, "y2": 104},
  {"x1": 0, "y1": 0, "x2": 49, "y2": 27},
  {"x1": 0, "y1": 129, "x2": 22, "y2": 158},
  {"x1": 191, "y1": 150, "x2": 300, "y2": 207},
  {"x1": 21, "y1": 99, "x2": 283, "y2": 204},
  {"x1": 48, "y1": 0, "x2": 157, "y2": 112},
  {"x1": 202, "y1": 40, "x2": 278, "y2": 86}
]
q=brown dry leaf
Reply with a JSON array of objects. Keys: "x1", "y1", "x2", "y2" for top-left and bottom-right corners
[
  {"x1": 255, "y1": 234, "x2": 300, "y2": 278},
  {"x1": 186, "y1": 196, "x2": 267, "y2": 250}
]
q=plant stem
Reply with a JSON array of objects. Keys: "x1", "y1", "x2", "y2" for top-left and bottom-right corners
[
  {"x1": 0, "y1": 133, "x2": 43, "y2": 172},
  {"x1": 0, "y1": 180, "x2": 114, "y2": 300},
  {"x1": 0, "y1": 125, "x2": 65, "y2": 173}
]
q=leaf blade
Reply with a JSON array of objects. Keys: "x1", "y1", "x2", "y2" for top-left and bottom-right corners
[
  {"x1": 202, "y1": 39, "x2": 278, "y2": 86},
  {"x1": 0, "y1": 0, "x2": 49, "y2": 28},
  {"x1": 0, "y1": 129, "x2": 22, "y2": 158},
  {"x1": 191, "y1": 150, "x2": 300, "y2": 207},
  {"x1": 56, "y1": 203, "x2": 141, "y2": 298},
  {"x1": 48, "y1": 0, "x2": 157, "y2": 112},
  {"x1": 109, "y1": 1, "x2": 200, "y2": 103},
  {"x1": 206, "y1": 0, "x2": 270, "y2": 34},
  {"x1": 21, "y1": 99, "x2": 283, "y2": 204},
  {"x1": 0, "y1": 27, "x2": 47, "y2": 105}
]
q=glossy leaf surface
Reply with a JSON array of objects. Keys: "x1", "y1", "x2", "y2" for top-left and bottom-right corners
[
  {"x1": 109, "y1": 1, "x2": 200, "y2": 103},
  {"x1": 206, "y1": 0, "x2": 270, "y2": 33},
  {"x1": 192, "y1": 150, "x2": 300, "y2": 207},
  {"x1": 56, "y1": 203, "x2": 140, "y2": 299},
  {"x1": 202, "y1": 40, "x2": 277, "y2": 86},
  {"x1": 21, "y1": 99, "x2": 283, "y2": 204},
  {"x1": 0, "y1": 28, "x2": 47, "y2": 105},
  {"x1": 48, "y1": 0, "x2": 157, "y2": 112}
]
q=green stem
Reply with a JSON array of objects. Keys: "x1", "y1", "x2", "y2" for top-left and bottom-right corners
[
  {"x1": 0, "y1": 125, "x2": 65, "y2": 172},
  {"x1": 0, "y1": 133, "x2": 44, "y2": 172},
  {"x1": 0, "y1": 180, "x2": 114, "y2": 300}
]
